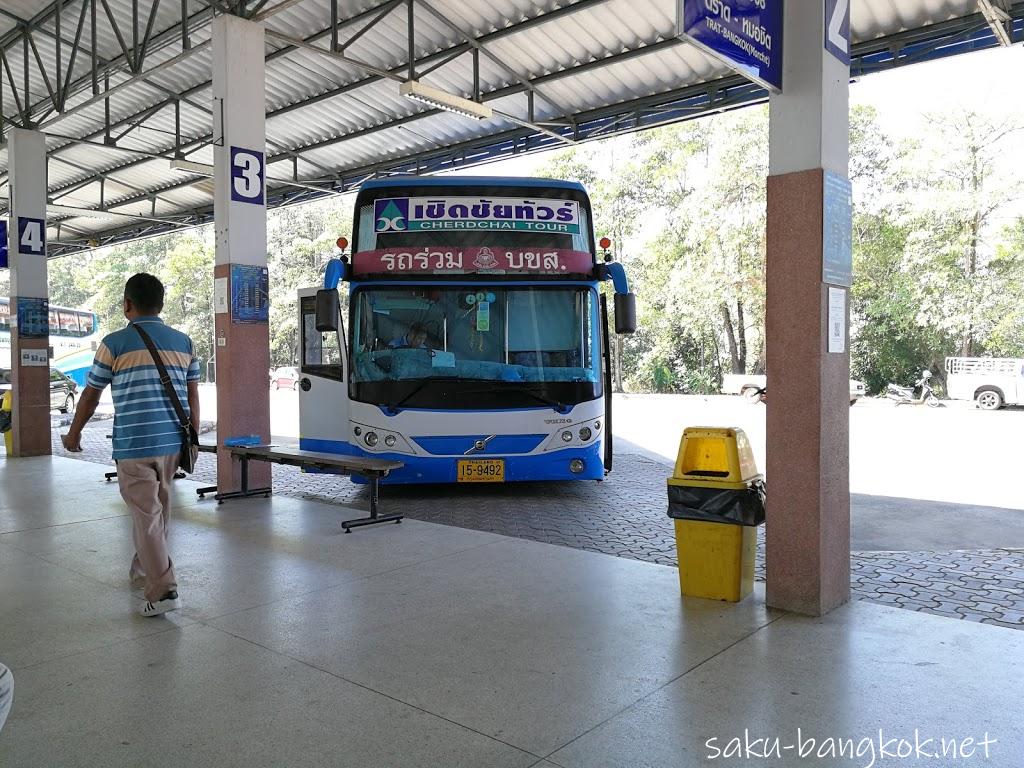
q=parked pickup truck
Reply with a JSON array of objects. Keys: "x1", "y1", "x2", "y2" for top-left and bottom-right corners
[
  {"x1": 945, "y1": 357, "x2": 1024, "y2": 410},
  {"x1": 722, "y1": 374, "x2": 866, "y2": 405}
]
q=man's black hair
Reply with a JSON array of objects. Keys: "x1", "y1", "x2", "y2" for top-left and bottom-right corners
[{"x1": 125, "y1": 273, "x2": 165, "y2": 314}]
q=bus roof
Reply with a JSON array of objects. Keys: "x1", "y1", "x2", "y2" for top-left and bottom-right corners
[{"x1": 358, "y1": 176, "x2": 587, "y2": 194}]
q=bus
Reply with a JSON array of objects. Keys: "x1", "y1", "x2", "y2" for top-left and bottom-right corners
[
  {"x1": 299, "y1": 176, "x2": 636, "y2": 485},
  {"x1": 0, "y1": 298, "x2": 100, "y2": 386}
]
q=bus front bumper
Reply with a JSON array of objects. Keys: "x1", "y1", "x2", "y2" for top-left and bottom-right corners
[{"x1": 298, "y1": 439, "x2": 605, "y2": 484}]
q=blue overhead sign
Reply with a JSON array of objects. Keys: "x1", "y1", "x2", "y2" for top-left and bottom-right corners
[
  {"x1": 824, "y1": 0, "x2": 851, "y2": 65},
  {"x1": 679, "y1": 0, "x2": 783, "y2": 92}
]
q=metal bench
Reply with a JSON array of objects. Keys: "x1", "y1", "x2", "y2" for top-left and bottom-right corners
[
  {"x1": 209, "y1": 445, "x2": 404, "y2": 532},
  {"x1": 103, "y1": 441, "x2": 216, "y2": 484}
]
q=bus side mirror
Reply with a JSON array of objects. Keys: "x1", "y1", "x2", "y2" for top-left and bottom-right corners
[
  {"x1": 614, "y1": 292, "x2": 636, "y2": 334},
  {"x1": 315, "y1": 289, "x2": 340, "y2": 332}
]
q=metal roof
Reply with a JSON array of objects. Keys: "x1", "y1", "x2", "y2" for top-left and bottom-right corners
[{"x1": 0, "y1": 0, "x2": 1021, "y2": 256}]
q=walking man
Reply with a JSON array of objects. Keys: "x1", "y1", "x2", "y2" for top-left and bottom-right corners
[{"x1": 62, "y1": 273, "x2": 200, "y2": 617}]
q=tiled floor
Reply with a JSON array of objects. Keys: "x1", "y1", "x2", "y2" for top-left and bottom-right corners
[
  {"x1": 1, "y1": 456, "x2": 1022, "y2": 767},
  {"x1": 45, "y1": 421, "x2": 1024, "y2": 631}
]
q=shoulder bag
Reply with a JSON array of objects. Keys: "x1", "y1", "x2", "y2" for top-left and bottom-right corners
[{"x1": 131, "y1": 322, "x2": 199, "y2": 473}]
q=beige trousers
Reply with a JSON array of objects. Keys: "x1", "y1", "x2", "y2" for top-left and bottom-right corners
[{"x1": 116, "y1": 454, "x2": 179, "y2": 602}]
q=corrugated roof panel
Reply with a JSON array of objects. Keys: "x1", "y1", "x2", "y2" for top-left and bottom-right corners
[
  {"x1": 0, "y1": 0, "x2": 1008, "y2": 253},
  {"x1": 854, "y1": 0, "x2": 979, "y2": 42}
]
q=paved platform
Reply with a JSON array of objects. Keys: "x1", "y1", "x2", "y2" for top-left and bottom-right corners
[
  {"x1": 42, "y1": 421, "x2": 1024, "y2": 631},
  {"x1": 1, "y1": 456, "x2": 1022, "y2": 766}
]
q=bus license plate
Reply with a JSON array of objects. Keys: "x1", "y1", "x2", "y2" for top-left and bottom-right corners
[{"x1": 457, "y1": 459, "x2": 505, "y2": 483}]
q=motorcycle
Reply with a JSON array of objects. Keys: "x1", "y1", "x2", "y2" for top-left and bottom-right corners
[{"x1": 887, "y1": 371, "x2": 943, "y2": 408}]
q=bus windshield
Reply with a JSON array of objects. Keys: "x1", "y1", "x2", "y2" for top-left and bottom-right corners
[{"x1": 349, "y1": 285, "x2": 602, "y2": 410}]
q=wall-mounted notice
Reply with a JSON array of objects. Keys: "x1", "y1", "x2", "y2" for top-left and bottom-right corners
[
  {"x1": 214, "y1": 277, "x2": 229, "y2": 314},
  {"x1": 828, "y1": 286, "x2": 846, "y2": 354},
  {"x1": 16, "y1": 297, "x2": 49, "y2": 339},
  {"x1": 823, "y1": 171, "x2": 853, "y2": 287},
  {"x1": 20, "y1": 348, "x2": 48, "y2": 366},
  {"x1": 230, "y1": 264, "x2": 269, "y2": 324}
]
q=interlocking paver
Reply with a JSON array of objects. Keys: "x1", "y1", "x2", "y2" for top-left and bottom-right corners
[{"x1": 47, "y1": 420, "x2": 1024, "y2": 631}]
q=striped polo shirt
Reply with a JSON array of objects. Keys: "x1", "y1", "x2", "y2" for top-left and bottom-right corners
[{"x1": 86, "y1": 317, "x2": 200, "y2": 460}]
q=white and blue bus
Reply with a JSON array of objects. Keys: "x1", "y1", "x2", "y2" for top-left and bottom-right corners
[
  {"x1": 0, "y1": 298, "x2": 99, "y2": 384},
  {"x1": 299, "y1": 176, "x2": 636, "y2": 485}
]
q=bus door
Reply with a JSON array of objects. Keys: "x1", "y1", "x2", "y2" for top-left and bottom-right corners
[{"x1": 298, "y1": 288, "x2": 349, "y2": 453}]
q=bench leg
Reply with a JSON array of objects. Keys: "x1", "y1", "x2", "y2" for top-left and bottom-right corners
[
  {"x1": 342, "y1": 474, "x2": 402, "y2": 532},
  {"x1": 215, "y1": 455, "x2": 272, "y2": 503}
]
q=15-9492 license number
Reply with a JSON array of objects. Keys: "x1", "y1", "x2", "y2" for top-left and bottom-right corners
[{"x1": 457, "y1": 459, "x2": 505, "y2": 482}]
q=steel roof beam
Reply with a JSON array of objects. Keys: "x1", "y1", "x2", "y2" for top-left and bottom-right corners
[
  {"x1": 34, "y1": 2, "x2": 1024, "y2": 253},
  {"x1": 38, "y1": 0, "x2": 618, "y2": 194},
  {"x1": 976, "y1": 0, "x2": 1014, "y2": 45}
]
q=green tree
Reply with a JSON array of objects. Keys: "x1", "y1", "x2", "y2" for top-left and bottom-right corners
[{"x1": 903, "y1": 110, "x2": 1023, "y2": 358}]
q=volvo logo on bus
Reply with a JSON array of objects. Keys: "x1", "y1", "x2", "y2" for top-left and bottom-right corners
[{"x1": 465, "y1": 435, "x2": 496, "y2": 455}]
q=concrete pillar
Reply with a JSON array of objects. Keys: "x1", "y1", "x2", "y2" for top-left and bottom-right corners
[
  {"x1": 7, "y1": 128, "x2": 51, "y2": 457},
  {"x1": 764, "y1": 1, "x2": 851, "y2": 615},
  {"x1": 212, "y1": 14, "x2": 271, "y2": 491}
]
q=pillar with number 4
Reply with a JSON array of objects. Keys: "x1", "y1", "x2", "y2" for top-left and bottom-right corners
[{"x1": 7, "y1": 128, "x2": 51, "y2": 457}]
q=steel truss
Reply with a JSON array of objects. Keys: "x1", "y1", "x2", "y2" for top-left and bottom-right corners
[{"x1": 0, "y1": 0, "x2": 1018, "y2": 257}]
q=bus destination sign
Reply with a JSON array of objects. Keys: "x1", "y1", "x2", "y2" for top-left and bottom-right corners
[
  {"x1": 679, "y1": 0, "x2": 783, "y2": 92},
  {"x1": 374, "y1": 197, "x2": 581, "y2": 235},
  {"x1": 352, "y1": 247, "x2": 594, "y2": 276}
]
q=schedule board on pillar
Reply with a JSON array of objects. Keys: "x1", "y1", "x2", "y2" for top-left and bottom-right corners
[
  {"x1": 822, "y1": 171, "x2": 853, "y2": 287},
  {"x1": 230, "y1": 264, "x2": 269, "y2": 324},
  {"x1": 16, "y1": 297, "x2": 49, "y2": 339},
  {"x1": 677, "y1": 0, "x2": 783, "y2": 92}
]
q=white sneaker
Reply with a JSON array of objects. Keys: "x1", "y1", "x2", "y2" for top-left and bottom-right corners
[{"x1": 140, "y1": 591, "x2": 181, "y2": 617}]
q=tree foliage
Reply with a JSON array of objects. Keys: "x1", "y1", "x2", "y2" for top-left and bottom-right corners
[{"x1": 2, "y1": 104, "x2": 1018, "y2": 396}]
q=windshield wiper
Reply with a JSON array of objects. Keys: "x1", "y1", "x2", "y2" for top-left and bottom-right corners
[
  {"x1": 457, "y1": 384, "x2": 569, "y2": 413},
  {"x1": 384, "y1": 376, "x2": 461, "y2": 413},
  {"x1": 516, "y1": 389, "x2": 569, "y2": 412}
]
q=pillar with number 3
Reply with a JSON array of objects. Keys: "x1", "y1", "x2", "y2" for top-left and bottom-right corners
[{"x1": 212, "y1": 14, "x2": 271, "y2": 492}]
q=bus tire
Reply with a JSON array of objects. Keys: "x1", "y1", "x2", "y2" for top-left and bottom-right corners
[{"x1": 975, "y1": 389, "x2": 1003, "y2": 411}]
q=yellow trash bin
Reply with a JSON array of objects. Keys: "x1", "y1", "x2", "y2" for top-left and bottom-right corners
[
  {"x1": 667, "y1": 427, "x2": 765, "y2": 602},
  {"x1": 1, "y1": 390, "x2": 12, "y2": 454}
]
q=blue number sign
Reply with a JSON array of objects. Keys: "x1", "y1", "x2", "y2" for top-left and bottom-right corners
[
  {"x1": 17, "y1": 217, "x2": 46, "y2": 256},
  {"x1": 824, "y1": 0, "x2": 850, "y2": 66},
  {"x1": 230, "y1": 146, "x2": 265, "y2": 205},
  {"x1": 679, "y1": 0, "x2": 783, "y2": 92}
]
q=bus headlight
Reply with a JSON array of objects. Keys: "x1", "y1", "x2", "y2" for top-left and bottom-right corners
[
  {"x1": 384, "y1": 434, "x2": 397, "y2": 447},
  {"x1": 579, "y1": 427, "x2": 592, "y2": 442},
  {"x1": 569, "y1": 459, "x2": 585, "y2": 474},
  {"x1": 561, "y1": 430, "x2": 573, "y2": 443},
  {"x1": 364, "y1": 432, "x2": 379, "y2": 447}
]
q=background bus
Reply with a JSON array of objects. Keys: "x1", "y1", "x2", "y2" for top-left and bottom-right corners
[
  {"x1": 0, "y1": 298, "x2": 99, "y2": 386},
  {"x1": 300, "y1": 176, "x2": 635, "y2": 485}
]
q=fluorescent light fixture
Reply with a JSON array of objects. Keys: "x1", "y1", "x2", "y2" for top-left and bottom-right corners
[
  {"x1": 399, "y1": 80, "x2": 492, "y2": 120},
  {"x1": 169, "y1": 158, "x2": 214, "y2": 176}
]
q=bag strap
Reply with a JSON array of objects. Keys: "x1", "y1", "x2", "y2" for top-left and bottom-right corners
[{"x1": 130, "y1": 322, "x2": 196, "y2": 441}]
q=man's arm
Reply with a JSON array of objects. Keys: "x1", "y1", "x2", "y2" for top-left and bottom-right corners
[
  {"x1": 61, "y1": 386, "x2": 103, "y2": 452},
  {"x1": 187, "y1": 380, "x2": 200, "y2": 432}
]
